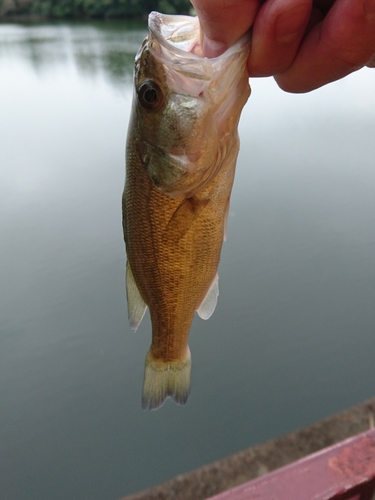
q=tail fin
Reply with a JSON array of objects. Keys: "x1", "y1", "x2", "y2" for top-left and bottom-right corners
[{"x1": 142, "y1": 348, "x2": 191, "y2": 410}]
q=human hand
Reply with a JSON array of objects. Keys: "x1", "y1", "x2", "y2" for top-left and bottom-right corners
[{"x1": 191, "y1": 0, "x2": 375, "y2": 92}]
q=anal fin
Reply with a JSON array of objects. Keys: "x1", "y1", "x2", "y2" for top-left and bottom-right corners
[
  {"x1": 126, "y1": 261, "x2": 147, "y2": 331},
  {"x1": 197, "y1": 273, "x2": 219, "y2": 320}
]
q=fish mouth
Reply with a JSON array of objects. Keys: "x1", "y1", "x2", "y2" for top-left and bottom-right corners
[
  {"x1": 148, "y1": 12, "x2": 202, "y2": 58},
  {"x1": 147, "y1": 11, "x2": 250, "y2": 82},
  {"x1": 148, "y1": 15, "x2": 211, "y2": 83}
]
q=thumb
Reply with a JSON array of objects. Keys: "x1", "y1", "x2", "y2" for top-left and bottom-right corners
[{"x1": 191, "y1": 0, "x2": 260, "y2": 56}]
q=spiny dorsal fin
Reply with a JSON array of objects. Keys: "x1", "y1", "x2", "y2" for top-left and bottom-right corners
[
  {"x1": 164, "y1": 196, "x2": 210, "y2": 244},
  {"x1": 126, "y1": 261, "x2": 147, "y2": 331},
  {"x1": 197, "y1": 273, "x2": 219, "y2": 320}
]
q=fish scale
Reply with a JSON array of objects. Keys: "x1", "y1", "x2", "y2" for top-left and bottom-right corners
[{"x1": 123, "y1": 12, "x2": 250, "y2": 409}]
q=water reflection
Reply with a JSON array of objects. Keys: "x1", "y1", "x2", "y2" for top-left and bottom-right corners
[
  {"x1": 0, "y1": 22, "x2": 146, "y2": 85},
  {"x1": 1, "y1": 20, "x2": 375, "y2": 500}
]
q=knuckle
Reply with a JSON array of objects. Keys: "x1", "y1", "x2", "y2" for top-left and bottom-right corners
[
  {"x1": 274, "y1": 74, "x2": 311, "y2": 94},
  {"x1": 321, "y1": 13, "x2": 375, "y2": 71},
  {"x1": 321, "y1": 36, "x2": 371, "y2": 72},
  {"x1": 366, "y1": 52, "x2": 375, "y2": 68}
]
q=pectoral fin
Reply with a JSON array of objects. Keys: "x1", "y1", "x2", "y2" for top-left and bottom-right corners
[
  {"x1": 197, "y1": 273, "x2": 219, "y2": 320},
  {"x1": 126, "y1": 261, "x2": 147, "y2": 331},
  {"x1": 165, "y1": 196, "x2": 209, "y2": 243}
]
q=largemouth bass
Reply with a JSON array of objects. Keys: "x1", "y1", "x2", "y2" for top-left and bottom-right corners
[{"x1": 123, "y1": 12, "x2": 250, "y2": 410}]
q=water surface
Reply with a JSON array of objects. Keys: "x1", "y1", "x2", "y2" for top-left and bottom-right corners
[{"x1": 1, "y1": 21, "x2": 375, "y2": 500}]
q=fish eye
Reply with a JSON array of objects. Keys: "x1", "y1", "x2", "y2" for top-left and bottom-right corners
[{"x1": 137, "y1": 80, "x2": 164, "y2": 111}]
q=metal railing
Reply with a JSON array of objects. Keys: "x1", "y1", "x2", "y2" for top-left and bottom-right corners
[{"x1": 208, "y1": 428, "x2": 375, "y2": 500}]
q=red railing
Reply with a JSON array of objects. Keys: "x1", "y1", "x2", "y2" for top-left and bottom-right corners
[{"x1": 208, "y1": 428, "x2": 375, "y2": 500}]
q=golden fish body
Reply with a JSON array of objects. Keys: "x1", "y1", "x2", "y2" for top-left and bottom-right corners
[{"x1": 123, "y1": 12, "x2": 250, "y2": 409}]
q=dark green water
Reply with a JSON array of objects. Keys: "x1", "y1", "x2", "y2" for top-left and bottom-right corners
[{"x1": 1, "y1": 21, "x2": 374, "y2": 500}]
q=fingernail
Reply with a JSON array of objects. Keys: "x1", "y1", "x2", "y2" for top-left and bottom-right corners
[
  {"x1": 202, "y1": 35, "x2": 227, "y2": 58},
  {"x1": 275, "y1": 3, "x2": 310, "y2": 43}
]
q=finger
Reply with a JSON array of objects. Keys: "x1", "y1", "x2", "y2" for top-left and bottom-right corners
[
  {"x1": 190, "y1": 0, "x2": 260, "y2": 57},
  {"x1": 313, "y1": 0, "x2": 335, "y2": 16},
  {"x1": 247, "y1": 0, "x2": 312, "y2": 76},
  {"x1": 275, "y1": 0, "x2": 375, "y2": 92}
]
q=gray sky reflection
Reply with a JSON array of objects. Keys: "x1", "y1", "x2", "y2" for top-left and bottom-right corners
[{"x1": 1, "y1": 21, "x2": 375, "y2": 500}]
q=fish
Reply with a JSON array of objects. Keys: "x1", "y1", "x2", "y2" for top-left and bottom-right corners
[{"x1": 122, "y1": 11, "x2": 251, "y2": 410}]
